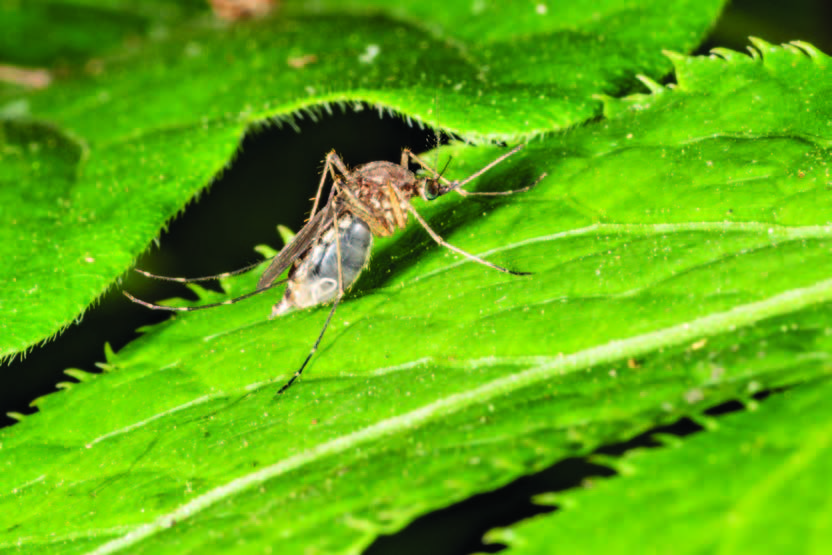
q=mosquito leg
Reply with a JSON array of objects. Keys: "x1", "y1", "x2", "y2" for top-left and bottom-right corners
[
  {"x1": 276, "y1": 200, "x2": 345, "y2": 397},
  {"x1": 274, "y1": 295, "x2": 340, "y2": 397},
  {"x1": 391, "y1": 187, "x2": 530, "y2": 276},
  {"x1": 310, "y1": 151, "x2": 350, "y2": 220},
  {"x1": 408, "y1": 145, "x2": 543, "y2": 197},
  {"x1": 407, "y1": 144, "x2": 528, "y2": 191},
  {"x1": 331, "y1": 195, "x2": 346, "y2": 299},
  {"x1": 453, "y1": 171, "x2": 547, "y2": 197},
  {"x1": 309, "y1": 151, "x2": 334, "y2": 220},
  {"x1": 134, "y1": 260, "x2": 264, "y2": 283},
  {"x1": 405, "y1": 148, "x2": 449, "y2": 183},
  {"x1": 123, "y1": 277, "x2": 287, "y2": 312},
  {"x1": 408, "y1": 145, "x2": 525, "y2": 186}
]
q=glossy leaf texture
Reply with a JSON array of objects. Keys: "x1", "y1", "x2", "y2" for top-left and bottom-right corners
[
  {"x1": 2, "y1": 40, "x2": 831, "y2": 553},
  {"x1": 0, "y1": 0, "x2": 725, "y2": 358}
]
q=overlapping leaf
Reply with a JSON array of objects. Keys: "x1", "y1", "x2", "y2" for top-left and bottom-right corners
[
  {"x1": 490, "y1": 378, "x2": 832, "y2": 554},
  {"x1": 0, "y1": 0, "x2": 725, "y2": 359}
]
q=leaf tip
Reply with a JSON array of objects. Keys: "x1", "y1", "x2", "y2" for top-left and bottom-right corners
[
  {"x1": 276, "y1": 224, "x2": 296, "y2": 248},
  {"x1": 103, "y1": 341, "x2": 116, "y2": 363},
  {"x1": 747, "y1": 36, "x2": 775, "y2": 59},
  {"x1": 63, "y1": 368, "x2": 96, "y2": 382}
]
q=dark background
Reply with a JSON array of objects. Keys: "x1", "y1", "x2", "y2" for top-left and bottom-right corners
[{"x1": 2, "y1": 1, "x2": 831, "y2": 553}]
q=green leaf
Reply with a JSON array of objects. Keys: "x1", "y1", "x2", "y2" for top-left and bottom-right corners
[
  {"x1": 0, "y1": 0, "x2": 208, "y2": 67},
  {"x1": 0, "y1": 0, "x2": 725, "y2": 359},
  {"x1": 489, "y1": 378, "x2": 832, "y2": 554},
  {"x1": 3, "y1": 39, "x2": 832, "y2": 553}
]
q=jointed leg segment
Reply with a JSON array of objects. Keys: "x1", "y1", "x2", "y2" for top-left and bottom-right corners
[
  {"x1": 309, "y1": 151, "x2": 351, "y2": 220},
  {"x1": 275, "y1": 197, "x2": 347, "y2": 396},
  {"x1": 389, "y1": 185, "x2": 529, "y2": 276}
]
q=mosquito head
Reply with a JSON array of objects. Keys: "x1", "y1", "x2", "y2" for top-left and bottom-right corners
[
  {"x1": 421, "y1": 177, "x2": 442, "y2": 200},
  {"x1": 422, "y1": 156, "x2": 454, "y2": 200}
]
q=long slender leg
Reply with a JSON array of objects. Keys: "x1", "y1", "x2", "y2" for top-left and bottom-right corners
[
  {"x1": 407, "y1": 145, "x2": 542, "y2": 197},
  {"x1": 407, "y1": 145, "x2": 523, "y2": 186},
  {"x1": 390, "y1": 186, "x2": 530, "y2": 276},
  {"x1": 275, "y1": 199, "x2": 346, "y2": 397},
  {"x1": 274, "y1": 297, "x2": 340, "y2": 396},
  {"x1": 452, "y1": 171, "x2": 547, "y2": 197},
  {"x1": 133, "y1": 260, "x2": 264, "y2": 283},
  {"x1": 123, "y1": 277, "x2": 288, "y2": 312},
  {"x1": 384, "y1": 184, "x2": 407, "y2": 229},
  {"x1": 332, "y1": 196, "x2": 345, "y2": 300},
  {"x1": 309, "y1": 151, "x2": 351, "y2": 220}
]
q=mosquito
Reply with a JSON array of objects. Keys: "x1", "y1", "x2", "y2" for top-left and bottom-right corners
[{"x1": 125, "y1": 144, "x2": 545, "y2": 395}]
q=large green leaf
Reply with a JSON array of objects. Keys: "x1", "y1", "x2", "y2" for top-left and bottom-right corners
[
  {"x1": 0, "y1": 0, "x2": 725, "y2": 359},
  {"x1": 490, "y1": 378, "x2": 832, "y2": 554},
  {"x1": 2, "y1": 40, "x2": 831, "y2": 553}
]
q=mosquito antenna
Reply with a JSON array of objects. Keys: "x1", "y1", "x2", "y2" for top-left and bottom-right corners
[
  {"x1": 134, "y1": 260, "x2": 264, "y2": 283},
  {"x1": 123, "y1": 277, "x2": 288, "y2": 312},
  {"x1": 453, "y1": 143, "x2": 526, "y2": 189},
  {"x1": 432, "y1": 94, "x2": 442, "y2": 170},
  {"x1": 437, "y1": 156, "x2": 452, "y2": 180}
]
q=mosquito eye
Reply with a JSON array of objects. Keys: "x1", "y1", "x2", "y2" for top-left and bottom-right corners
[{"x1": 425, "y1": 180, "x2": 441, "y2": 201}]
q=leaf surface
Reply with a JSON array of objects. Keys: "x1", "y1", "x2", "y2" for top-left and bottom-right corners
[
  {"x1": 3, "y1": 40, "x2": 832, "y2": 553},
  {"x1": 0, "y1": 0, "x2": 725, "y2": 358},
  {"x1": 490, "y1": 378, "x2": 832, "y2": 554}
]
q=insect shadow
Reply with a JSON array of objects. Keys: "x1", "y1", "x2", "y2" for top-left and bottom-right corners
[{"x1": 125, "y1": 144, "x2": 546, "y2": 397}]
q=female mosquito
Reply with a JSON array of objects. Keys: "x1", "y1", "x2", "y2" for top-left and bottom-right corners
[{"x1": 125, "y1": 144, "x2": 545, "y2": 395}]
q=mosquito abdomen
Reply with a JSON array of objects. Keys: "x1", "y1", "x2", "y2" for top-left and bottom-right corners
[{"x1": 270, "y1": 214, "x2": 373, "y2": 318}]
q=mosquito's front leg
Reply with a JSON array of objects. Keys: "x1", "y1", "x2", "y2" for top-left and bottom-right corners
[
  {"x1": 389, "y1": 186, "x2": 530, "y2": 276},
  {"x1": 406, "y1": 144, "x2": 541, "y2": 197},
  {"x1": 405, "y1": 149, "x2": 447, "y2": 184},
  {"x1": 453, "y1": 171, "x2": 547, "y2": 198},
  {"x1": 310, "y1": 151, "x2": 351, "y2": 220}
]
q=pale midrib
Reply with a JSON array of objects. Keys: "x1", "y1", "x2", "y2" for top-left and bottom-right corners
[{"x1": 86, "y1": 275, "x2": 832, "y2": 555}]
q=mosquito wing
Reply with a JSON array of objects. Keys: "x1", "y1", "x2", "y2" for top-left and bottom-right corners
[{"x1": 257, "y1": 203, "x2": 335, "y2": 289}]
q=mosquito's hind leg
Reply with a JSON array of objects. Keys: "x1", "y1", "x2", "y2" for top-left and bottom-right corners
[
  {"x1": 275, "y1": 199, "x2": 347, "y2": 397},
  {"x1": 274, "y1": 295, "x2": 341, "y2": 397},
  {"x1": 133, "y1": 261, "x2": 264, "y2": 284},
  {"x1": 123, "y1": 277, "x2": 287, "y2": 312}
]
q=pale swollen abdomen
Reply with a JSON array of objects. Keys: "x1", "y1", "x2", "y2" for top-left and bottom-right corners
[{"x1": 270, "y1": 214, "x2": 373, "y2": 318}]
